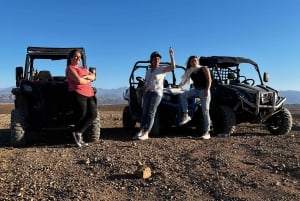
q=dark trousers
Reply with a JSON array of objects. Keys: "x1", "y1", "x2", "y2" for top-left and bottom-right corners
[{"x1": 71, "y1": 91, "x2": 97, "y2": 133}]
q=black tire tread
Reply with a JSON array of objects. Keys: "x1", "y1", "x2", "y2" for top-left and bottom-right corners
[{"x1": 266, "y1": 107, "x2": 293, "y2": 135}]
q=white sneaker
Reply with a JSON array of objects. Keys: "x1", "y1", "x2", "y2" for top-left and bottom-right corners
[
  {"x1": 78, "y1": 137, "x2": 88, "y2": 147},
  {"x1": 137, "y1": 132, "x2": 149, "y2": 140},
  {"x1": 132, "y1": 130, "x2": 143, "y2": 140},
  {"x1": 200, "y1": 132, "x2": 211, "y2": 140},
  {"x1": 179, "y1": 115, "x2": 191, "y2": 126},
  {"x1": 72, "y1": 132, "x2": 88, "y2": 147},
  {"x1": 72, "y1": 132, "x2": 82, "y2": 147}
]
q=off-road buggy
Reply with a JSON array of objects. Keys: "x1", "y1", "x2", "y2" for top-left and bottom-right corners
[
  {"x1": 10, "y1": 47, "x2": 100, "y2": 146},
  {"x1": 123, "y1": 61, "x2": 205, "y2": 136},
  {"x1": 123, "y1": 56, "x2": 293, "y2": 137},
  {"x1": 200, "y1": 56, "x2": 292, "y2": 135}
]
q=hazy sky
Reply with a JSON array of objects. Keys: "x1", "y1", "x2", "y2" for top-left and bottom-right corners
[{"x1": 1, "y1": 0, "x2": 299, "y2": 90}]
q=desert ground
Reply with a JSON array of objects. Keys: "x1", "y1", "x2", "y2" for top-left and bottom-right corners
[{"x1": 0, "y1": 104, "x2": 299, "y2": 201}]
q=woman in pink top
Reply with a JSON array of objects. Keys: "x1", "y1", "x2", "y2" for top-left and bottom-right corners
[{"x1": 66, "y1": 49, "x2": 97, "y2": 147}]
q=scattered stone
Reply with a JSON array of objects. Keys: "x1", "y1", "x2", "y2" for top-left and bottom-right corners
[{"x1": 134, "y1": 165, "x2": 151, "y2": 179}]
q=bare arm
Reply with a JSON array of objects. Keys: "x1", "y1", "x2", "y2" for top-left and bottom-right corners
[
  {"x1": 203, "y1": 66, "x2": 212, "y2": 97},
  {"x1": 67, "y1": 67, "x2": 92, "y2": 85},
  {"x1": 163, "y1": 47, "x2": 175, "y2": 73},
  {"x1": 178, "y1": 78, "x2": 187, "y2": 88},
  {"x1": 178, "y1": 69, "x2": 190, "y2": 88},
  {"x1": 82, "y1": 71, "x2": 96, "y2": 81}
]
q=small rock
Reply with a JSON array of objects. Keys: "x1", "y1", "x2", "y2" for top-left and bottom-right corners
[
  {"x1": 275, "y1": 181, "x2": 281, "y2": 186},
  {"x1": 134, "y1": 165, "x2": 151, "y2": 179}
]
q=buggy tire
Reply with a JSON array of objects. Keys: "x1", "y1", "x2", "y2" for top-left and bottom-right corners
[
  {"x1": 211, "y1": 105, "x2": 236, "y2": 135},
  {"x1": 122, "y1": 106, "x2": 136, "y2": 129},
  {"x1": 266, "y1": 107, "x2": 293, "y2": 135},
  {"x1": 84, "y1": 111, "x2": 101, "y2": 142},
  {"x1": 10, "y1": 109, "x2": 26, "y2": 147}
]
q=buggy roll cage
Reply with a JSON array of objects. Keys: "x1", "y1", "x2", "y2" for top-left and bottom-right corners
[
  {"x1": 128, "y1": 61, "x2": 185, "y2": 87},
  {"x1": 199, "y1": 56, "x2": 264, "y2": 85},
  {"x1": 23, "y1": 46, "x2": 86, "y2": 80}
]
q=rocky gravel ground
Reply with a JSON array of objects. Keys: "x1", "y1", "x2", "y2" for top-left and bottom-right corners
[{"x1": 0, "y1": 104, "x2": 299, "y2": 201}]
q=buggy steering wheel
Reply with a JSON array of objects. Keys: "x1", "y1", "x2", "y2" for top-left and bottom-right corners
[
  {"x1": 241, "y1": 78, "x2": 255, "y2": 86},
  {"x1": 136, "y1": 76, "x2": 145, "y2": 83}
]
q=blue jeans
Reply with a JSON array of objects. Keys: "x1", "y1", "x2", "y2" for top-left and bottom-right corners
[
  {"x1": 140, "y1": 91, "x2": 162, "y2": 132},
  {"x1": 180, "y1": 89, "x2": 211, "y2": 132}
]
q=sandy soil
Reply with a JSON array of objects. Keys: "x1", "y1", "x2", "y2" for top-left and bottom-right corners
[{"x1": 0, "y1": 104, "x2": 299, "y2": 201}]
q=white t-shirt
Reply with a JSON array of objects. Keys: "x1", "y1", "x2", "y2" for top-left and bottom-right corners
[{"x1": 144, "y1": 67, "x2": 167, "y2": 97}]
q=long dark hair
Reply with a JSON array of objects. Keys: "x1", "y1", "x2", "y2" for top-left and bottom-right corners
[
  {"x1": 67, "y1": 49, "x2": 81, "y2": 66},
  {"x1": 185, "y1": 55, "x2": 198, "y2": 72}
]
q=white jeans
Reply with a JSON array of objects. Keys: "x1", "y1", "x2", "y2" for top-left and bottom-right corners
[{"x1": 180, "y1": 89, "x2": 211, "y2": 132}]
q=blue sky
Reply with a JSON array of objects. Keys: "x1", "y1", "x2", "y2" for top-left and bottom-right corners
[{"x1": 0, "y1": 0, "x2": 299, "y2": 90}]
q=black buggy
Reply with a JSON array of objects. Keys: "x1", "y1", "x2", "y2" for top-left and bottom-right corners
[
  {"x1": 10, "y1": 47, "x2": 100, "y2": 146},
  {"x1": 200, "y1": 56, "x2": 292, "y2": 135},
  {"x1": 123, "y1": 56, "x2": 293, "y2": 137}
]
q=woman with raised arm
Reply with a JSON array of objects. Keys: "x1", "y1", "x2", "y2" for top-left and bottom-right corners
[{"x1": 133, "y1": 47, "x2": 175, "y2": 140}]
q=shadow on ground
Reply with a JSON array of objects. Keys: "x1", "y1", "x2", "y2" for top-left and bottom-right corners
[
  {"x1": 0, "y1": 129, "x2": 75, "y2": 148},
  {"x1": 1, "y1": 124, "x2": 298, "y2": 148},
  {"x1": 0, "y1": 127, "x2": 200, "y2": 147}
]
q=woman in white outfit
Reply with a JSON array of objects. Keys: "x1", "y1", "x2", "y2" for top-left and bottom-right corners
[{"x1": 132, "y1": 47, "x2": 176, "y2": 140}]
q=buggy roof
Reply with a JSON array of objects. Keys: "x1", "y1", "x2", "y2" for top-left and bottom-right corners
[
  {"x1": 199, "y1": 56, "x2": 258, "y2": 68},
  {"x1": 26, "y1": 46, "x2": 85, "y2": 60}
]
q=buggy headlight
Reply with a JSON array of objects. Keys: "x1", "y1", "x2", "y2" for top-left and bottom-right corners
[{"x1": 260, "y1": 92, "x2": 273, "y2": 104}]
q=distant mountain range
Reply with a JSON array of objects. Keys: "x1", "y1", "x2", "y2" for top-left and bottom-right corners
[
  {"x1": 1, "y1": 87, "x2": 300, "y2": 105},
  {"x1": 278, "y1": 90, "x2": 300, "y2": 104},
  {"x1": 0, "y1": 87, "x2": 128, "y2": 105}
]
